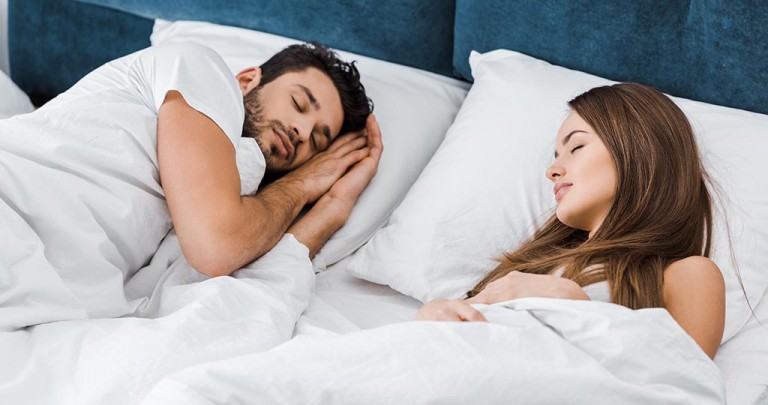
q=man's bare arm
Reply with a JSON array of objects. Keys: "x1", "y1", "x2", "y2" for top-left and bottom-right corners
[{"x1": 157, "y1": 91, "x2": 368, "y2": 276}]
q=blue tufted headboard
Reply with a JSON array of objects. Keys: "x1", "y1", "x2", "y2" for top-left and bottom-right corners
[
  {"x1": 8, "y1": 0, "x2": 768, "y2": 114},
  {"x1": 452, "y1": 0, "x2": 768, "y2": 116},
  {"x1": 9, "y1": 0, "x2": 153, "y2": 105},
  {"x1": 9, "y1": 0, "x2": 455, "y2": 105}
]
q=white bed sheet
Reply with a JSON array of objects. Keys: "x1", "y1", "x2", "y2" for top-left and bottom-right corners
[{"x1": 310, "y1": 256, "x2": 421, "y2": 330}]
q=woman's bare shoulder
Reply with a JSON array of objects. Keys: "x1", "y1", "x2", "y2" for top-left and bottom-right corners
[
  {"x1": 664, "y1": 256, "x2": 723, "y2": 286},
  {"x1": 662, "y1": 255, "x2": 725, "y2": 359}
]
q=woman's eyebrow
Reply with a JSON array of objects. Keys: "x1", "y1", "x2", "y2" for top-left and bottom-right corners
[
  {"x1": 554, "y1": 130, "x2": 588, "y2": 158},
  {"x1": 561, "y1": 130, "x2": 587, "y2": 146}
]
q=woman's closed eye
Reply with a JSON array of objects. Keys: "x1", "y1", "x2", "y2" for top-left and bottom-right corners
[{"x1": 570, "y1": 145, "x2": 584, "y2": 153}]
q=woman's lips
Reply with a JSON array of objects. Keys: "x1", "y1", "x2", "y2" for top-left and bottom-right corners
[{"x1": 554, "y1": 183, "x2": 572, "y2": 202}]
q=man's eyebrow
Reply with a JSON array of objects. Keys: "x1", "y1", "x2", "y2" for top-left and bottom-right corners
[
  {"x1": 296, "y1": 84, "x2": 320, "y2": 110},
  {"x1": 554, "y1": 130, "x2": 587, "y2": 158}
]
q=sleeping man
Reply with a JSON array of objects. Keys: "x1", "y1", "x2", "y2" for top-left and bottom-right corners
[{"x1": 0, "y1": 41, "x2": 381, "y2": 331}]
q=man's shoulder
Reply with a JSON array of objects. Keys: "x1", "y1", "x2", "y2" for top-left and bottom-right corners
[{"x1": 140, "y1": 42, "x2": 226, "y2": 67}]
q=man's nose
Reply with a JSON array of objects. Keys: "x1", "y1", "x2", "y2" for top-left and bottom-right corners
[{"x1": 290, "y1": 118, "x2": 312, "y2": 143}]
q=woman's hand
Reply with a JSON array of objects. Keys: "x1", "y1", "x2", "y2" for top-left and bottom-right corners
[
  {"x1": 466, "y1": 271, "x2": 590, "y2": 305},
  {"x1": 414, "y1": 299, "x2": 487, "y2": 322}
]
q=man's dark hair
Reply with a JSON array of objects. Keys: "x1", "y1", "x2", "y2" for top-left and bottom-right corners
[{"x1": 259, "y1": 42, "x2": 373, "y2": 135}]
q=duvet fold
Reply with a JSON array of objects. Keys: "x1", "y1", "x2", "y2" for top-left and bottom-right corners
[
  {"x1": 0, "y1": 234, "x2": 314, "y2": 405},
  {"x1": 140, "y1": 298, "x2": 724, "y2": 405}
]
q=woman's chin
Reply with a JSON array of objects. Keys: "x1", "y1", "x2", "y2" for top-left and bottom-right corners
[{"x1": 556, "y1": 209, "x2": 587, "y2": 232}]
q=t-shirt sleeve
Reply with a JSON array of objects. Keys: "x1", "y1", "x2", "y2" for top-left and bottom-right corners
[{"x1": 132, "y1": 42, "x2": 244, "y2": 146}]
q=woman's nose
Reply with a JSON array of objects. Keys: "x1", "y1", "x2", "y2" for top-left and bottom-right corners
[{"x1": 546, "y1": 164, "x2": 564, "y2": 181}]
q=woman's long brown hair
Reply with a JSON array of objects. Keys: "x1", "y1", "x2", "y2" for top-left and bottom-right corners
[{"x1": 467, "y1": 83, "x2": 714, "y2": 310}]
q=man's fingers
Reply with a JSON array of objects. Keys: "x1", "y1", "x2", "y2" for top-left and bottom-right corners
[
  {"x1": 367, "y1": 114, "x2": 383, "y2": 151},
  {"x1": 337, "y1": 134, "x2": 369, "y2": 156},
  {"x1": 326, "y1": 130, "x2": 366, "y2": 153},
  {"x1": 340, "y1": 146, "x2": 371, "y2": 169}
]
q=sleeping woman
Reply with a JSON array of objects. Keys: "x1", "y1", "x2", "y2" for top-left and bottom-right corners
[{"x1": 415, "y1": 83, "x2": 726, "y2": 359}]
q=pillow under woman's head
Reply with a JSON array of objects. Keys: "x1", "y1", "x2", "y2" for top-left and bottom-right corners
[{"x1": 348, "y1": 49, "x2": 768, "y2": 343}]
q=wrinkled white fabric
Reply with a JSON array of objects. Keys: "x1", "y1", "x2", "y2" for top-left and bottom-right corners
[
  {"x1": 140, "y1": 298, "x2": 725, "y2": 405},
  {"x1": 0, "y1": 233, "x2": 313, "y2": 405},
  {"x1": 0, "y1": 43, "x2": 254, "y2": 330}
]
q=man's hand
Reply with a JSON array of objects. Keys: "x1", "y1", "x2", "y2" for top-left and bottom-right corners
[
  {"x1": 414, "y1": 299, "x2": 487, "y2": 322},
  {"x1": 288, "y1": 114, "x2": 383, "y2": 257},
  {"x1": 465, "y1": 271, "x2": 590, "y2": 305},
  {"x1": 278, "y1": 119, "x2": 374, "y2": 203},
  {"x1": 325, "y1": 114, "x2": 383, "y2": 211}
]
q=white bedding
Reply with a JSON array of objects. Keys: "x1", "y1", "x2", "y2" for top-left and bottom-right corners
[
  {"x1": 2, "y1": 24, "x2": 765, "y2": 404},
  {"x1": 715, "y1": 290, "x2": 768, "y2": 404},
  {"x1": 141, "y1": 298, "x2": 724, "y2": 404},
  {"x1": 0, "y1": 232, "x2": 740, "y2": 405},
  {"x1": 3, "y1": 234, "x2": 765, "y2": 404},
  {"x1": 1, "y1": 281, "x2": 727, "y2": 405},
  {"x1": 320, "y1": 261, "x2": 768, "y2": 405},
  {"x1": 0, "y1": 233, "x2": 314, "y2": 404}
]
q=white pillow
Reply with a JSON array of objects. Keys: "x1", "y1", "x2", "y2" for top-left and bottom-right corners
[
  {"x1": 150, "y1": 20, "x2": 470, "y2": 270},
  {"x1": 0, "y1": 69, "x2": 34, "y2": 118},
  {"x1": 348, "y1": 49, "x2": 768, "y2": 342}
]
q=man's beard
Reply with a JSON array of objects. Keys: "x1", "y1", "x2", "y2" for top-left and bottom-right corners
[{"x1": 242, "y1": 88, "x2": 297, "y2": 174}]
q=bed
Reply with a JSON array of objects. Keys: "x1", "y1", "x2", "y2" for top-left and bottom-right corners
[{"x1": 2, "y1": 0, "x2": 767, "y2": 404}]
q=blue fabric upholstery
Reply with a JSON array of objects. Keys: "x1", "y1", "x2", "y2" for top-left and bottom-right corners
[
  {"x1": 76, "y1": 0, "x2": 456, "y2": 76},
  {"x1": 8, "y1": 0, "x2": 153, "y2": 105},
  {"x1": 453, "y1": 0, "x2": 768, "y2": 114},
  {"x1": 8, "y1": 0, "x2": 768, "y2": 114}
]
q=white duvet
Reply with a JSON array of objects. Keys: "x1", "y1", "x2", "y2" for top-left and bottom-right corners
[
  {"x1": 139, "y1": 299, "x2": 724, "y2": 405},
  {"x1": 0, "y1": 256, "x2": 725, "y2": 405},
  {"x1": 0, "y1": 233, "x2": 314, "y2": 404}
]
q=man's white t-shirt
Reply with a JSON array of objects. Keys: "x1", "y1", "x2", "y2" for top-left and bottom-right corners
[{"x1": 0, "y1": 43, "x2": 265, "y2": 330}]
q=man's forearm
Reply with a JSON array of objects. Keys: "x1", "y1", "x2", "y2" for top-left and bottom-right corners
[
  {"x1": 191, "y1": 176, "x2": 309, "y2": 277},
  {"x1": 287, "y1": 195, "x2": 350, "y2": 258},
  {"x1": 242, "y1": 177, "x2": 309, "y2": 248}
]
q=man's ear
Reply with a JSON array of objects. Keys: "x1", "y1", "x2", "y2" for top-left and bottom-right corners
[{"x1": 236, "y1": 67, "x2": 262, "y2": 95}]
